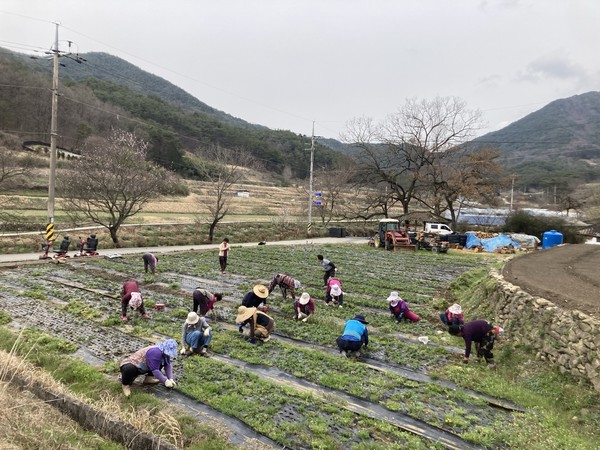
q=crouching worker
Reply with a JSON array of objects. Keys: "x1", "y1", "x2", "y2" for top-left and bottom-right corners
[
  {"x1": 242, "y1": 284, "x2": 269, "y2": 311},
  {"x1": 449, "y1": 319, "x2": 504, "y2": 369},
  {"x1": 121, "y1": 279, "x2": 149, "y2": 322},
  {"x1": 336, "y1": 314, "x2": 369, "y2": 357},
  {"x1": 294, "y1": 292, "x2": 315, "y2": 322},
  {"x1": 267, "y1": 273, "x2": 301, "y2": 300},
  {"x1": 181, "y1": 312, "x2": 212, "y2": 356},
  {"x1": 387, "y1": 291, "x2": 419, "y2": 323},
  {"x1": 440, "y1": 303, "x2": 464, "y2": 326},
  {"x1": 325, "y1": 277, "x2": 344, "y2": 307},
  {"x1": 119, "y1": 338, "x2": 177, "y2": 397},
  {"x1": 236, "y1": 305, "x2": 275, "y2": 343}
]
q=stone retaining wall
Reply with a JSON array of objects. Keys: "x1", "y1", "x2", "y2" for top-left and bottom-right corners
[{"x1": 489, "y1": 269, "x2": 600, "y2": 392}]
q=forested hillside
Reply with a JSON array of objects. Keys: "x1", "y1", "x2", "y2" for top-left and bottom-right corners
[
  {"x1": 470, "y1": 91, "x2": 600, "y2": 189},
  {"x1": 0, "y1": 49, "x2": 348, "y2": 180},
  {"x1": 3, "y1": 46, "x2": 600, "y2": 192}
]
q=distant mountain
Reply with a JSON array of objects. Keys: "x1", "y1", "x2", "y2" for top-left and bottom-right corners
[
  {"x1": 0, "y1": 48, "x2": 348, "y2": 179},
  {"x1": 470, "y1": 91, "x2": 600, "y2": 187},
  {"x1": 26, "y1": 51, "x2": 258, "y2": 129}
]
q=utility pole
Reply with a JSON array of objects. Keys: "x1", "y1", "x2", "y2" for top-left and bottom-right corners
[
  {"x1": 47, "y1": 22, "x2": 59, "y2": 225},
  {"x1": 509, "y1": 173, "x2": 515, "y2": 211},
  {"x1": 307, "y1": 121, "x2": 315, "y2": 234}
]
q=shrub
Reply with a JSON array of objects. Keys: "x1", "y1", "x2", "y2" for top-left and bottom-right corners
[{"x1": 503, "y1": 210, "x2": 584, "y2": 243}]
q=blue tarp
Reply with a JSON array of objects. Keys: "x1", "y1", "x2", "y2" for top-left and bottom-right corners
[
  {"x1": 465, "y1": 233, "x2": 521, "y2": 252},
  {"x1": 465, "y1": 232, "x2": 481, "y2": 249}
]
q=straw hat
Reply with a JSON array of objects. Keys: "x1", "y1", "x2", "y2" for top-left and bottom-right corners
[
  {"x1": 448, "y1": 303, "x2": 462, "y2": 315},
  {"x1": 185, "y1": 311, "x2": 200, "y2": 325},
  {"x1": 299, "y1": 292, "x2": 310, "y2": 305},
  {"x1": 330, "y1": 285, "x2": 342, "y2": 296},
  {"x1": 236, "y1": 305, "x2": 257, "y2": 323},
  {"x1": 352, "y1": 314, "x2": 368, "y2": 324},
  {"x1": 387, "y1": 291, "x2": 400, "y2": 303},
  {"x1": 253, "y1": 284, "x2": 269, "y2": 299}
]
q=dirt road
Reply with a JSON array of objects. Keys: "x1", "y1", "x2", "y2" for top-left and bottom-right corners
[{"x1": 502, "y1": 244, "x2": 600, "y2": 317}]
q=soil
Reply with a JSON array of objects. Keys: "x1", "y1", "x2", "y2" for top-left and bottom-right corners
[{"x1": 502, "y1": 244, "x2": 600, "y2": 318}]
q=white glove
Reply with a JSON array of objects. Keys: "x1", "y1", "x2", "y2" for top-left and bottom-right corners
[
  {"x1": 302, "y1": 318, "x2": 308, "y2": 323},
  {"x1": 165, "y1": 379, "x2": 175, "y2": 388},
  {"x1": 203, "y1": 327, "x2": 211, "y2": 337},
  {"x1": 180, "y1": 347, "x2": 187, "y2": 355}
]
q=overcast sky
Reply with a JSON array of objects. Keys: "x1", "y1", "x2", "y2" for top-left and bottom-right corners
[{"x1": 1, "y1": 0, "x2": 598, "y2": 140}]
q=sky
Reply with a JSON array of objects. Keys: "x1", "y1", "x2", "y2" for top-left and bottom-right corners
[{"x1": 1, "y1": 0, "x2": 599, "y2": 141}]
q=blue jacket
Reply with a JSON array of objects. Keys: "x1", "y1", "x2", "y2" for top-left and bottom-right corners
[{"x1": 341, "y1": 319, "x2": 368, "y2": 346}]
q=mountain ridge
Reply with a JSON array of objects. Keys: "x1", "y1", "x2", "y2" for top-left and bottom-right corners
[{"x1": 2, "y1": 47, "x2": 600, "y2": 188}]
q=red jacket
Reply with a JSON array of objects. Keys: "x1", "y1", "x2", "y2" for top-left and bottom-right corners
[{"x1": 121, "y1": 280, "x2": 140, "y2": 302}]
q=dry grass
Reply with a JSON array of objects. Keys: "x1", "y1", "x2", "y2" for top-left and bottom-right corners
[
  {"x1": 0, "y1": 340, "x2": 120, "y2": 449},
  {"x1": 0, "y1": 332, "x2": 186, "y2": 449}
]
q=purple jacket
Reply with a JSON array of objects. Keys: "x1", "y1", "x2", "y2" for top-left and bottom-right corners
[
  {"x1": 389, "y1": 300, "x2": 409, "y2": 318},
  {"x1": 120, "y1": 345, "x2": 173, "y2": 383},
  {"x1": 145, "y1": 346, "x2": 173, "y2": 382},
  {"x1": 462, "y1": 320, "x2": 493, "y2": 358}
]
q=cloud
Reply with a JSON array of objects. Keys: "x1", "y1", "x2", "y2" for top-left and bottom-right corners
[
  {"x1": 517, "y1": 54, "x2": 587, "y2": 83},
  {"x1": 476, "y1": 74, "x2": 502, "y2": 88}
]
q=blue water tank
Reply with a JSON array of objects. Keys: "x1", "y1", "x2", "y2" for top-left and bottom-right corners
[{"x1": 542, "y1": 230, "x2": 563, "y2": 249}]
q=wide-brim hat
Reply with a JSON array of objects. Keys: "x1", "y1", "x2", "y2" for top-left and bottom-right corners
[
  {"x1": 387, "y1": 291, "x2": 400, "y2": 303},
  {"x1": 353, "y1": 314, "x2": 368, "y2": 324},
  {"x1": 294, "y1": 280, "x2": 302, "y2": 289},
  {"x1": 186, "y1": 311, "x2": 200, "y2": 325},
  {"x1": 299, "y1": 292, "x2": 310, "y2": 305},
  {"x1": 448, "y1": 303, "x2": 462, "y2": 315},
  {"x1": 331, "y1": 285, "x2": 342, "y2": 296},
  {"x1": 236, "y1": 305, "x2": 257, "y2": 323},
  {"x1": 253, "y1": 284, "x2": 269, "y2": 299}
]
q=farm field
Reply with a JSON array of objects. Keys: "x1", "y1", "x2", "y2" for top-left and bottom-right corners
[{"x1": 0, "y1": 244, "x2": 599, "y2": 449}]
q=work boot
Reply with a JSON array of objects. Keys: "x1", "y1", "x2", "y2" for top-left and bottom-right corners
[
  {"x1": 122, "y1": 384, "x2": 131, "y2": 397},
  {"x1": 143, "y1": 375, "x2": 160, "y2": 384},
  {"x1": 261, "y1": 335, "x2": 271, "y2": 342},
  {"x1": 121, "y1": 315, "x2": 128, "y2": 322},
  {"x1": 142, "y1": 313, "x2": 150, "y2": 319},
  {"x1": 200, "y1": 346, "x2": 208, "y2": 356}
]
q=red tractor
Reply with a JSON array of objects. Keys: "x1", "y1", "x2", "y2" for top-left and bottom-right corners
[{"x1": 373, "y1": 219, "x2": 416, "y2": 251}]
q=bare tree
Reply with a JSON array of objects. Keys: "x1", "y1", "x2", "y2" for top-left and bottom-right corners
[
  {"x1": 418, "y1": 147, "x2": 508, "y2": 229},
  {"x1": 0, "y1": 147, "x2": 35, "y2": 225},
  {"x1": 312, "y1": 166, "x2": 356, "y2": 226},
  {"x1": 0, "y1": 147, "x2": 30, "y2": 186},
  {"x1": 342, "y1": 97, "x2": 483, "y2": 216},
  {"x1": 193, "y1": 145, "x2": 257, "y2": 243},
  {"x1": 60, "y1": 130, "x2": 179, "y2": 246}
]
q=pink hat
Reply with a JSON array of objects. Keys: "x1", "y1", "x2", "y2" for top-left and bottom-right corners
[
  {"x1": 387, "y1": 291, "x2": 400, "y2": 303},
  {"x1": 129, "y1": 292, "x2": 143, "y2": 310},
  {"x1": 448, "y1": 303, "x2": 462, "y2": 315}
]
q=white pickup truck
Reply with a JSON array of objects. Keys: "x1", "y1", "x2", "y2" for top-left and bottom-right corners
[{"x1": 423, "y1": 222, "x2": 453, "y2": 235}]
